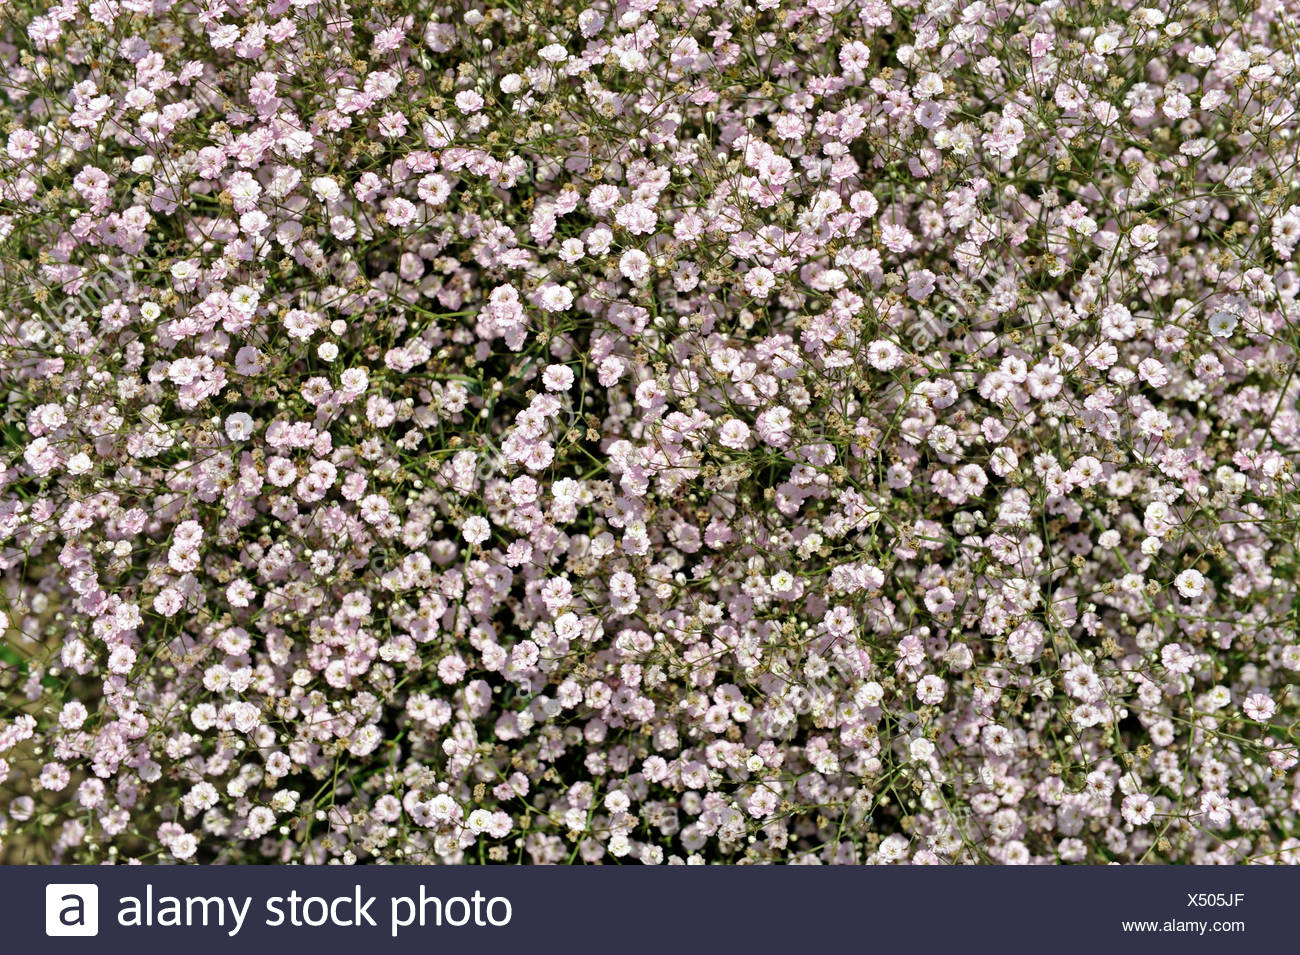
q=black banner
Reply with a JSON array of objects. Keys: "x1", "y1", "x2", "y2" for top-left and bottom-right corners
[{"x1": 13, "y1": 864, "x2": 1290, "y2": 953}]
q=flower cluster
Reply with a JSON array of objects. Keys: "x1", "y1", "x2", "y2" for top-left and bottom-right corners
[{"x1": 1, "y1": 0, "x2": 1299, "y2": 865}]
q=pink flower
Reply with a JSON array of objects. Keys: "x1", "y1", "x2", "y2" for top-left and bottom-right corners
[{"x1": 462, "y1": 515, "x2": 491, "y2": 545}]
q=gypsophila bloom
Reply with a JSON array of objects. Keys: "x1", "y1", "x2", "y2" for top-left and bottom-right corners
[{"x1": 1, "y1": 0, "x2": 1299, "y2": 870}]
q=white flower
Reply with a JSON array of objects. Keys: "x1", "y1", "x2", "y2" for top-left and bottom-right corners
[
  {"x1": 607, "y1": 833, "x2": 631, "y2": 857},
  {"x1": 462, "y1": 515, "x2": 491, "y2": 545},
  {"x1": 744, "y1": 266, "x2": 776, "y2": 297},
  {"x1": 867, "y1": 339, "x2": 903, "y2": 370},
  {"x1": 717, "y1": 418, "x2": 751, "y2": 450},
  {"x1": 542, "y1": 364, "x2": 574, "y2": 391},
  {"x1": 1121, "y1": 794, "x2": 1155, "y2": 826},
  {"x1": 1204, "y1": 685, "x2": 1232, "y2": 711},
  {"x1": 224, "y1": 412, "x2": 255, "y2": 441},
  {"x1": 538, "y1": 284, "x2": 574, "y2": 312},
  {"x1": 619, "y1": 249, "x2": 651, "y2": 282},
  {"x1": 1093, "y1": 33, "x2": 1119, "y2": 55},
  {"x1": 909, "y1": 737, "x2": 936, "y2": 761},
  {"x1": 170, "y1": 259, "x2": 198, "y2": 281},
  {"x1": 310, "y1": 176, "x2": 341, "y2": 201},
  {"x1": 66, "y1": 452, "x2": 92, "y2": 475},
  {"x1": 1174, "y1": 568, "x2": 1206, "y2": 598},
  {"x1": 1129, "y1": 223, "x2": 1159, "y2": 250},
  {"x1": 170, "y1": 833, "x2": 199, "y2": 859},
  {"x1": 427, "y1": 794, "x2": 458, "y2": 821},
  {"x1": 1208, "y1": 310, "x2": 1238, "y2": 337},
  {"x1": 230, "y1": 284, "x2": 259, "y2": 313}
]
